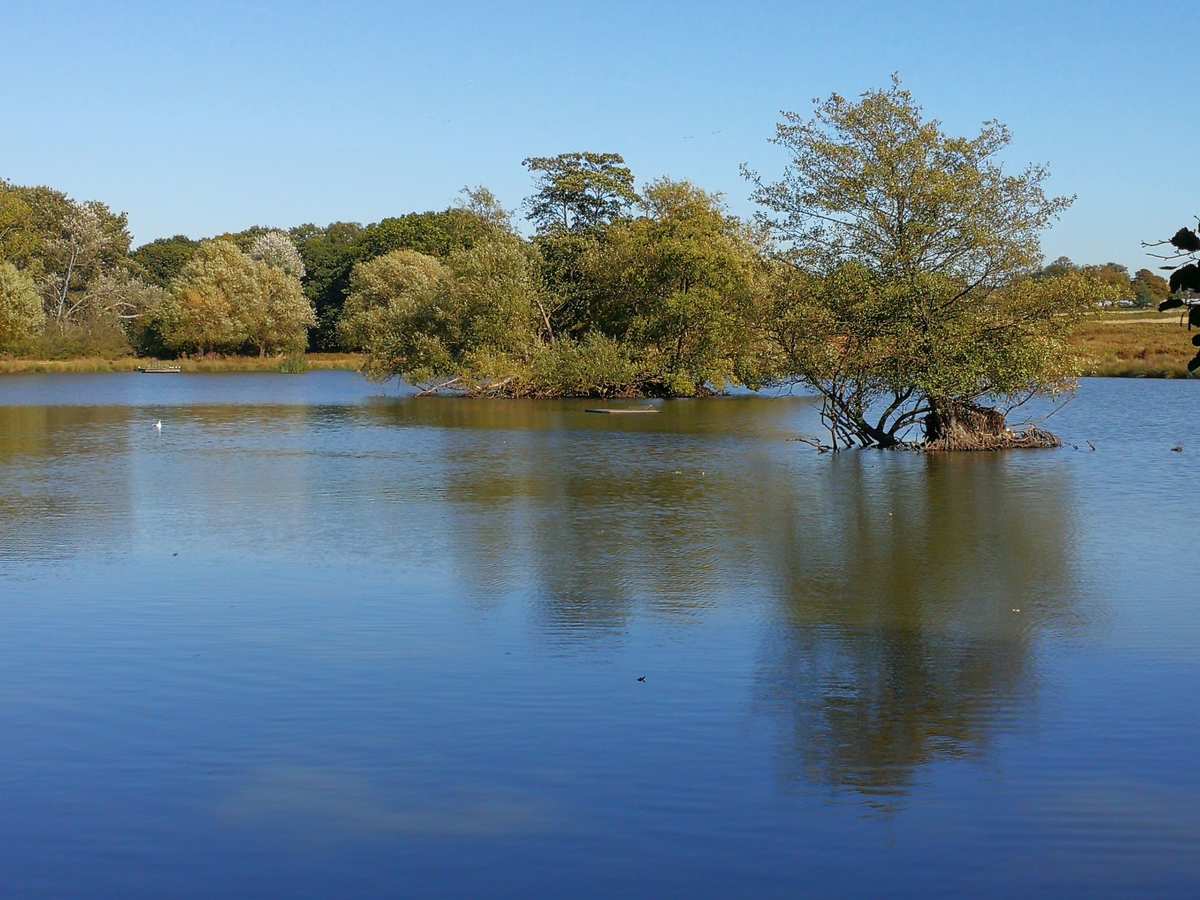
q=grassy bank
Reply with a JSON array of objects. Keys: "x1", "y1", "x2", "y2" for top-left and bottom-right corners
[
  {"x1": 0, "y1": 315, "x2": 1193, "y2": 380},
  {"x1": 0, "y1": 353, "x2": 365, "y2": 376},
  {"x1": 1071, "y1": 311, "x2": 1196, "y2": 378}
]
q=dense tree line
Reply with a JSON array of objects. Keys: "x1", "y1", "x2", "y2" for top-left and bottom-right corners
[
  {"x1": 3, "y1": 80, "x2": 1180, "y2": 446},
  {"x1": 1035, "y1": 256, "x2": 1169, "y2": 308},
  {"x1": 0, "y1": 180, "x2": 511, "y2": 359},
  {"x1": 0, "y1": 182, "x2": 315, "y2": 358}
]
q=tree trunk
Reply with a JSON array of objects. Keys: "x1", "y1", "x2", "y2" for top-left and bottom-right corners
[
  {"x1": 858, "y1": 418, "x2": 901, "y2": 448},
  {"x1": 56, "y1": 245, "x2": 78, "y2": 322}
]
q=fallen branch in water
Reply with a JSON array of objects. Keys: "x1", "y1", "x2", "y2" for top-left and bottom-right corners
[
  {"x1": 416, "y1": 376, "x2": 462, "y2": 396},
  {"x1": 789, "y1": 434, "x2": 833, "y2": 453},
  {"x1": 473, "y1": 375, "x2": 517, "y2": 396}
]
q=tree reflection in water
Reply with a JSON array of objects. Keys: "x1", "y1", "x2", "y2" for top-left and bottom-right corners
[
  {"x1": 0, "y1": 393, "x2": 1078, "y2": 810},
  {"x1": 751, "y1": 453, "x2": 1075, "y2": 804},
  {"x1": 364, "y1": 396, "x2": 1078, "y2": 804}
]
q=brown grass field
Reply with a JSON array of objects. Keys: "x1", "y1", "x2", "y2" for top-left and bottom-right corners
[{"x1": 1072, "y1": 311, "x2": 1196, "y2": 378}]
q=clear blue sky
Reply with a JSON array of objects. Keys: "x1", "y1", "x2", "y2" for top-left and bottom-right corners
[{"x1": 2, "y1": 0, "x2": 1191, "y2": 271}]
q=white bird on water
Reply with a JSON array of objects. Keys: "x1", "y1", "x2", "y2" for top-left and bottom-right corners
[{"x1": 154, "y1": 420, "x2": 162, "y2": 431}]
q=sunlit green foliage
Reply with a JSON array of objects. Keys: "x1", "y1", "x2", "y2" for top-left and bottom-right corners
[
  {"x1": 578, "y1": 178, "x2": 769, "y2": 395},
  {"x1": 1036, "y1": 256, "x2": 1077, "y2": 279},
  {"x1": 0, "y1": 183, "x2": 40, "y2": 267},
  {"x1": 746, "y1": 78, "x2": 1099, "y2": 447},
  {"x1": 240, "y1": 263, "x2": 315, "y2": 356},
  {"x1": 338, "y1": 249, "x2": 451, "y2": 351},
  {"x1": 522, "y1": 153, "x2": 641, "y2": 348},
  {"x1": 351, "y1": 172, "x2": 771, "y2": 397},
  {"x1": 1038, "y1": 257, "x2": 1167, "y2": 309},
  {"x1": 0, "y1": 262, "x2": 45, "y2": 352},
  {"x1": 0, "y1": 181, "x2": 153, "y2": 356},
  {"x1": 527, "y1": 333, "x2": 641, "y2": 396},
  {"x1": 1081, "y1": 262, "x2": 1132, "y2": 297},
  {"x1": 354, "y1": 238, "x2": 541, "y2": 386},
  {"x1": 157, "y1": 239, "x2": 314, "y2": 356},
  {"x1": 346, "y1": 236, "x2": 653, "y2": 397},
  {"x1": 0, "y1": 107, "x2": 1134, "y2": 407},
  {"x1": 522, "y1": 152, "x2": 639, "y2": 233},
  {"x1": 157, "y1": 240, "x2": 252, "y2": 353},
  {"x1": 3, "y1": 186, "x2": 132, "y2": 326},
  {"x1": 291, "y1": 202, "x2": 509, "y2": 351}
]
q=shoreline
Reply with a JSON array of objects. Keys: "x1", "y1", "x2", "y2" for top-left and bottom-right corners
[
  {"x1": 0, "y1": 357, "x2": 1189, "y2": 379},
  {"x1": 0, "y1": 316, "x2": 1195, "y2": 380},
  {"x1": 0, "y1": 353, "x2": 365, "y2": 376}
]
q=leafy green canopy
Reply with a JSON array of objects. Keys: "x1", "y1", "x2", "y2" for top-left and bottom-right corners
[
  {"x1": 0, "y1": 179, "x2": 167, "y2": 358},
  {"x1": 155, "y1": 240, "x2": 314, "y2": 356},
  {"x1": 522, "y1": 152, "x2": 639, "y2": 233},
  {"x1": 578, "y1": 179, "x2": 770, "y2": 395},
  {"x1": 350, "y1": 175, "x2": 771, "y2": 397},
  {"x1": 745, "y1": 78, "x2": 1106, "y2": 447},
  {"x1": 0, "y1": 185, "x2": 40, "y2": 267},
  {"x1": 348, "y1": 237, "x2": 542, "y2": 388},
  {"x1": 131, "y1": 235, "x2": 199, "y2": 287},
  {"x1": 295, "y1": 201, "x2": 511, "y2": 351},
  {"x1": 0, "y1": 262, "x2": 45, "y2": 352}
]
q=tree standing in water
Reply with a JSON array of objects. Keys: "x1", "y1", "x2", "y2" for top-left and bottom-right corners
[{"x1": 747, "y1": 78, "x2": 1108, "y2": 449}]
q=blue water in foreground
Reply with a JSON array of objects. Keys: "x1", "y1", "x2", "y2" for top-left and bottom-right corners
[{"x1": 0, "y1": 373, "x2": 1197, "y2": 898}]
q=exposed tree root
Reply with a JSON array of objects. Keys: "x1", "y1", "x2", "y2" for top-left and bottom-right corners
[
  {"x1": 923, "y1": 400, "x2": 1060, "y2": 452},
  {"x1": 923, "y1": 423, "x2": 1061, "y2": 451}
]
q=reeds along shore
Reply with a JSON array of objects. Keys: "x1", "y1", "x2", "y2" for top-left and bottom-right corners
[{"x1": 0, "y1": 354, "x2": 364, "y2": 375}]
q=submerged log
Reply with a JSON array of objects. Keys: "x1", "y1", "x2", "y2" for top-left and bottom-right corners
[{"x1": 584, "y1": 408, "x2": 659, "y2": 415}]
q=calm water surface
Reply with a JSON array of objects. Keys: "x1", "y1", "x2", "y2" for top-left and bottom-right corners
[{"x1": 0, "y1": 373, "x2": 1197, "y2": 898}]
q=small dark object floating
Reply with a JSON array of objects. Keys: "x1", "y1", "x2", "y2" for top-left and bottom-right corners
[
  {"x1": 1171, "y1": 445, "x2": 1184, "y2": 453},
  {"x1": 585, "y1": 408, "x2": 658, "y2": 415},
  {"x1": 637, "y1": 675, "x2": 646, "y2": 682},
  {"x1": 137, "y1": 366, "x2": 182, "y2": 374}
]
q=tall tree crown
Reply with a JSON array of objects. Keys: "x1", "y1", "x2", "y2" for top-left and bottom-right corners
[
  {"x1": 745, "y1": 78, "x2": 1071, "y2": 284},
  {"x1": 522, "y1": 152, "x2": 639, "y2": 233}
]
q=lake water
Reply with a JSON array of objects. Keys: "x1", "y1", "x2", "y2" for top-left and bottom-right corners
[{"x1": 0, "y1": 373, "x2": 1197, "y2": 898}]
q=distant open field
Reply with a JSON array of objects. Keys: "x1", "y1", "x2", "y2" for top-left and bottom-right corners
[
  {"x1": 1088, "y1": 307, "x2": 1180, "y2": 323},
  {"x1": 1072, "y1": 309, "x2": 1196, "y2": 377}
]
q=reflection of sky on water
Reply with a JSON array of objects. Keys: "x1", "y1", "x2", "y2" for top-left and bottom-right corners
[{"x1": 219, "y1": 767, "x2": 555, "y2": 839}]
